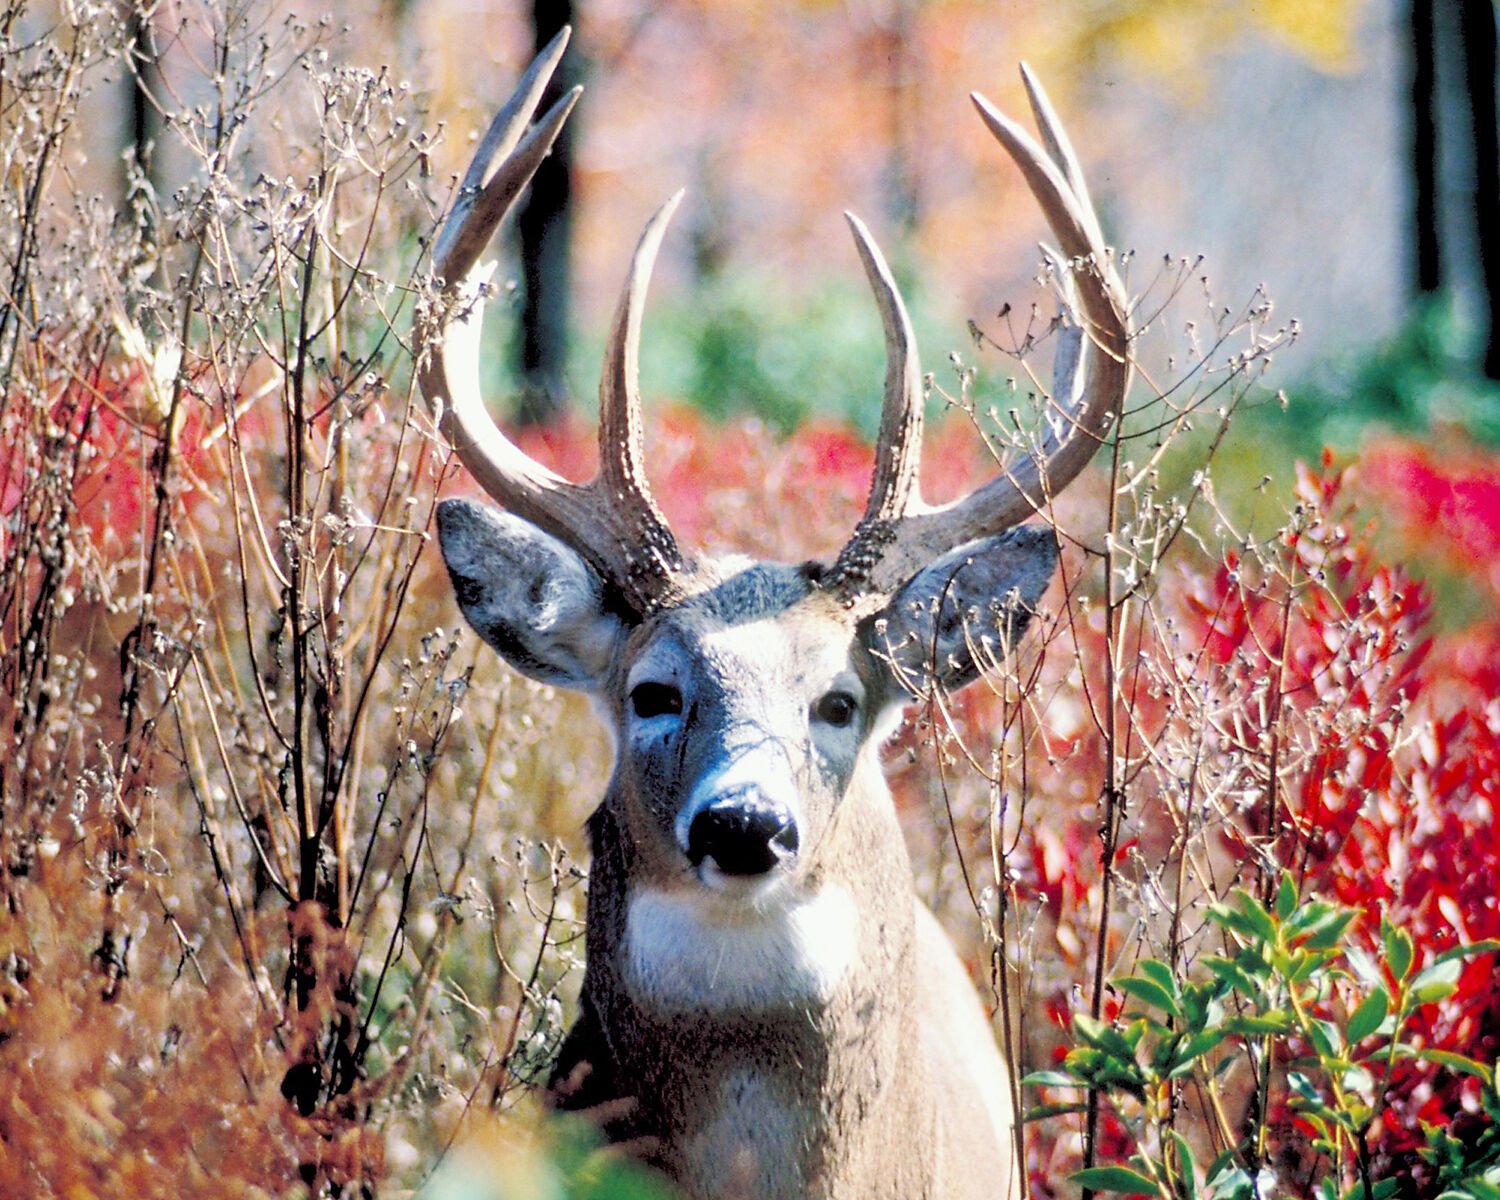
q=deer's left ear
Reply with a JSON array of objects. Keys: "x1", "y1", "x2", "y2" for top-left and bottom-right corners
[{"x1": 864, "y1": 526, "x2": 1058, "y2": 697}]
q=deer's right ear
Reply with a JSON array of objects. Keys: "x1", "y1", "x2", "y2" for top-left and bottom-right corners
[
  {"x1": 866, "y1": 525, "x2": 1058, "y2": 698},
  {"x1": 437, "y1": 498, "x2": 629, "y2": 691}
]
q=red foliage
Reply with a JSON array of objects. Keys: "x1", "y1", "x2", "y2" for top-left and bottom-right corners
[
  {"x1": 0, "y1": 361, "x2": 227, "y2": 563},
  {"x1": 487, "y1": 404, "x2": 994, "y2": 561},
  {"x1": 923, "y1": 439, "x2": 1499, "y2": 1190},
  {"x1": 1359, "y1": 439, "x2": 1500, "y2": 597},
  {"x1": 1327, "y1": 442, "x2": 1500, "y2": 1153},
  {"x1": 1164, "y1": 450, "x2": 1500, "y2": 1165},
  {"x1": 11, "y1": 360, "x2": 1500, "y2": 1192}
]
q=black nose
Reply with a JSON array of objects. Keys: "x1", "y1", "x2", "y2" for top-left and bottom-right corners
[{"x1": 686, "y1": 791, "x2": 799, "y2": 876}]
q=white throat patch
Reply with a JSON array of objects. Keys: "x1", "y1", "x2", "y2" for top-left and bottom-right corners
[{"x1": 623, "y1": 885, "x2": 859, "y2": 1014}]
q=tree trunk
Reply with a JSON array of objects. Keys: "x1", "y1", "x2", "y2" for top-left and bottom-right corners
[
  {"x1": 1410, "y1": 0, "x2": 1442, "y2": 295},
  {"x1": 1459, "y1": 0, "x2": 1500, "y2": 379},
  {"x1": 516, "y1": 0, "x2": 579, "y2": 425},
  {"x1": 121, "y1": 5, "x2": 164, "y2": 270}
]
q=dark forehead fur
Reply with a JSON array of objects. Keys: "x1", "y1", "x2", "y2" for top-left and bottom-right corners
[{"x1": 670, "y1": 558, "x2": 831, "y2": 630}]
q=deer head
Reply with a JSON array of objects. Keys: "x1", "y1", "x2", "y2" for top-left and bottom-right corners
[{"x1": 417, "y1": 29, "x2": 1128, "y2": 1200}]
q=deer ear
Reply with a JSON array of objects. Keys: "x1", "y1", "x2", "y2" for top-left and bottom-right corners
[
  {"x1": 437, "y1": 498, "x2": 629, "y2": 691},
  {"x1": 865, "y1": 526, "x2": 1057, "y2": 697}
]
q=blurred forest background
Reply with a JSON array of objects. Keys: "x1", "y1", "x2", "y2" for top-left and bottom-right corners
[
  {"x1": 106, "y1": 0, "x2": 1500, "y2": 443},
  {"x1": 4, "y1": 0, "x2": 1500, "y2": 1197}
]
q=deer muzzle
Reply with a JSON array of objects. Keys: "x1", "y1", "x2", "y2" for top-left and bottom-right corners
[{"x1": 686, "y1": 787, "x2": 800, "y2": 878}]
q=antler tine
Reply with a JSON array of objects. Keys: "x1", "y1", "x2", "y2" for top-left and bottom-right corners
[
  {"x1": 960, "y1": 85, "x2": 1129, "y2": 499},
  {"x1": 835, "y1": 71, "x2": 1131, "y2": 596},
  {"x1": 822, "y1": 215, "x2": 926, "y2": 589},
  {"x1": 596, "y1": 192, "x2": 688, "y2": 582},
  {"x1": 1016, "y1": 63, "x2": 1106, "y2": 255},
  {"x1": 847, "y1": 214, "x2": 927, "y2": 508},
  {"x1": 433, "y1": 27, "x2": 576, "y2": 282},
  {"x1": 418, "y1": 31, "x2": 690, "y2": 615}
]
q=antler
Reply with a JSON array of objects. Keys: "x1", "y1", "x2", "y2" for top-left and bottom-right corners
[
  {"x1": 415, "y1": 28, "x2": 689, "y2": 615},
  {"x1": 421, "y1": 47, "x2": 1125, "y2": 610},
  {"x1": 827, "y1": 65, "x2": 1132, "y2": 596}
]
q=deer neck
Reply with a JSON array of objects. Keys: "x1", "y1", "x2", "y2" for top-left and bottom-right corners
[{"x1": 577, "y1": 753, "x2": 925, "y2": 1196}]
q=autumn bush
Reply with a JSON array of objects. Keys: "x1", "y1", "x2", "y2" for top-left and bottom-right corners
[
  {"x1": 1015, "y1": 450, "x2": 1500, "y2": 1197},
  {"x1": 3, "y1": 4, "x2": 1497, "y2": 1199},
  {"x1": 1, "y1": 7, "x2": 594, "y2": 1194}
]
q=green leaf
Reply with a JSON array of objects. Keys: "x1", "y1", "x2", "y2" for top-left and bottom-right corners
[
  {"x1": 1432, "y1": 938, "x2": 1500, "y2": 967},
  {"x1": 1022, "y1": 1100, "x2": 1090, "y2": 1122},
  {"x1": 1341, "y1": 1063, "x2": 1376, "y2": 1099},
  {"x1": 1208, "y1": 891, "x2": 1278, "y2": 946},
  {"x1": 550, "y1": 1116, "x2": 677, "y2": 1200},
  {"x1": 1339, "y1": 1178, "x2": 1399, "y2": 1200},
  {"x1": 1233, "y1": 888, "x2": 1278, "y2": 942},
  {"x1": 1070, "y1": 1165, "x2": 1162, "y2": 1195},
  {"x1": 1180, "y1": 979, "x2": 1228, "y2": 1026},
  {"x1": 1275, "y1": 873, "x2": 1298, "y2": 921},
  {"x1": 1306, "y1": 1016, "x2": 1344, "y2": 1058},
  {"x1": 1410, "y1": 958, "x2": 1462, "y2": 1005},
  {"x1": 1171, "y1": 1132, "x2": 1199, "y2": 1200},
  {"x1": 1064, "y1": 1046, "x2": 1149, "y2": 1097},
  {"x1": 1205, "y1": 1157, "x2": 1256, "y2": 1200},
  {"x1": 1302, "y1": 908, "x2": 1357, "y2": 951},
  {"x1": 571, "y1": 1158, "x2": 676, "y2": 1200},
  {"x1": 1207, "y1": 905, "x2": 1253, "y2": 941},
  {"x1": 1346, "y1": 945, "x2": 1385, "y2": 990},
  {"x1": 1022, "y1": 1069, "x2": 1083, "y2": 1089},
  {"x1": 1175, "y1": 1027, "x2": 1231, "y2": 1067},
  {"x1": 1409, "y1": 1048, "x2": 1496, "y2": 1085},
  {"x1": 1063, "y1": 1047, "x2": 1109, "y2": 1078},
  {"x1": 1303, "y1": 1110, "x2": 1335, "y2": 1141},
  {"x1": 1137, "y1": 957, "x2": 1180, "y2": 999},
  {"x1": 1225, "y1": 1010, "x2": 1293, "y2": 1036},
  {"x1": 1383, "y1": 917, "x2": 1415, "y2": 981},
  {"x1": 1287, "y1": 1070, "x2": 1325, "y2": 1104},
  {"x1": 1202, "y1": 955, "x2": 1262, "y2": 998},
  {"x1": 1115, "y1": 974, "x2": 1182, "y2": 1018},
  {"x1": 1347, "y1": 986, "x2": 1390, "y2": 1044},
  {"x1": 1288, "y1": 947, "x2": 1339, "y2": 983},
  {"x1": 1074, "y1": 1013, "x2": 1143, "y2": 1063},
  {"x1": 1287, "y1": 898, "x2": 1338, "y2": 936}
]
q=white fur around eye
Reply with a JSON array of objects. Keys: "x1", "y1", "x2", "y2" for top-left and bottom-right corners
[{"x1": 806, "y1": 671, "x2": 865, "y2": 760}]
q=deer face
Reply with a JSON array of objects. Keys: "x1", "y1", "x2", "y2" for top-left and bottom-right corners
[
  {"x1": 613, "y1": 564, "x2": 879, "y2": 899},
  {"x1": 440, "y1": 498, "x2": 1054, "y2": 1015},
  {"x1": 438, "y1": 498, "x2": 1056, "y2": 906}
]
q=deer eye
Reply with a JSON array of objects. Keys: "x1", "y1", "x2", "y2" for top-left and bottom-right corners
[
  {"x1": 813, "y1": 690, "x2": 858, "y2": 728},
  {"x1": 630, "y1": 682, "x2": 683, "y2": 719}
]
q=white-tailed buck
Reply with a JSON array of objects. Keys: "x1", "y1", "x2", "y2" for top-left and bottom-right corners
[{"x1": 417, "y1": 30, "x2": 1129, "y2": 1200}]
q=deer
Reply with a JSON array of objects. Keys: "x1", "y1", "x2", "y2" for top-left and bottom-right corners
[{"x1": 415, "y1": 29, "x2": 1129, "y2": 1200}]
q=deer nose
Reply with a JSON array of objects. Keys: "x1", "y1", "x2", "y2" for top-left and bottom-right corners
[{"x1": 685, "y1": 790, "x2": 799, "y2": 877}]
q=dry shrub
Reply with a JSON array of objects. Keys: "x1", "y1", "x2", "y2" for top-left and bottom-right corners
[{"x1": 0, "y1": 5, "x2": 594, "y2": 1193}]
